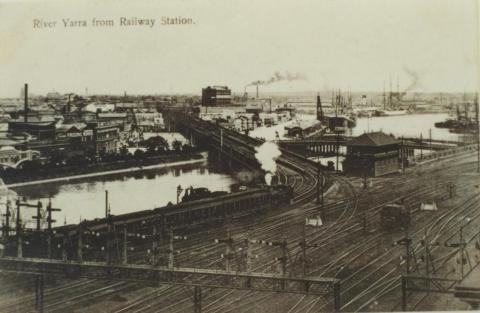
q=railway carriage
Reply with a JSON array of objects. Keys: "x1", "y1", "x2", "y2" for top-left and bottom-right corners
[
  {"x1": 380, "y1": 204, "x2": 411, "y2": 230},
  {"x1": 55, "y1": 185, "x2": 294, "y2": 234}
]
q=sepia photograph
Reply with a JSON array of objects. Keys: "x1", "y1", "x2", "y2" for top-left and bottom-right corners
[{"x1": 0, "y1": 0, "x2": 479, "y2": 312}]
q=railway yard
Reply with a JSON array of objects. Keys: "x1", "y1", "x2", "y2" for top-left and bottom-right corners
[{"x1": 0, "y1": 115, "x2": 480, "y2": 313}]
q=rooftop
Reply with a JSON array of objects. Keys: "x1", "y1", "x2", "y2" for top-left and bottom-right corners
[{"x1": 346, "y1": 132, "x2": 398, "y2": 147}]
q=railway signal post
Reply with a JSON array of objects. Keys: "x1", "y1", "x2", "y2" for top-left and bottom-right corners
[
  {"x1": 15, "y1": 200, "x2": 22, "y2": 258},
  {"x1": 2, "y1": 200, "x2": 11, "y2": 239},
  {"x1": 46, "y1": 198, "x2": 61, "y2": 259},
  {"x1": 31, "y1": 201, "x2": 43, "y2": 231},
  {"x1": 122, "y1": 223, "x2": 128, "y2": 264},
  {"x1": 214, "y1": 230, "x2": 234, "y2": 272},
  {"x1": 35, "y1": 274, "x2": 44, "y2": 313}
]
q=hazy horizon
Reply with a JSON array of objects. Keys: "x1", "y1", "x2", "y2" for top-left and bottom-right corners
[{"x1": 0, "y1": 0, "x2": 479, "y2": 97}]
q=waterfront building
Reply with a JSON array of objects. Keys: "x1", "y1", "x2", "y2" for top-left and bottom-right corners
[
  {"x1": 343, "y1": 132, "x2": 399, "y2": 177},
  {"x1": 284, "y1": 120, "x2": 323, "y2": 138},
  {"x1": 87, "y1": 121, "x2": 120, "y2": 155},
  {"x1": 0, "y1": 146, "x2": 40, "y2": 168},
  {"x1": 135, "y1": 112, "x2": 165, "y2": 132},
  {"x1": 245, "y1": 103, "x2": 264, "y2": 114},
  {"x1": 8, "y1": 121, "x2": 56, "y2": 140},
  {"x1": 56, "y1": 123, "x2": 94, "y2": 147}
]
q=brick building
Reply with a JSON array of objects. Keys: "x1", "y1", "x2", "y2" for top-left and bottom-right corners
[{"x1": 202, "y1": 86, "x2": 232, "y2": 107}]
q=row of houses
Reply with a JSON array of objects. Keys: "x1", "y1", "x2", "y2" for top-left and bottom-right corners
[
  {"x1": 198, "y1": 107, "x2": 294, "y2": 132},
  {"x1": 0, "y1": 109, "x2": 165, "y2": 166}
]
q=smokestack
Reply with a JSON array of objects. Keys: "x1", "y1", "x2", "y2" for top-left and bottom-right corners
[
  {"x1": 24, "y1": 83, "x2": 28, "y2": 122},
  {"x1": 317, "y1": 93, "x2": 324, "y2": 121},
  {"x1": 256, "y1": 85, "x2": 259, "y2": 99}
]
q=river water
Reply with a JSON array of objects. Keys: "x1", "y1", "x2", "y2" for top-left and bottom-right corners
[
  {"x1": 7, "y1": 158, "x2": 237, "y2": 225},
  {"x1": 250, "y1": 113, "x2": 465, "y2": 142},
  {"x1": 3, "y1": 113, "x2": 467, "y2": 226}
]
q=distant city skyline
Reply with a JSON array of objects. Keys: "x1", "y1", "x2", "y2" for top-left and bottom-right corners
[{"x1": 0, "y1": 0, "x2": 478, "y2": 97}]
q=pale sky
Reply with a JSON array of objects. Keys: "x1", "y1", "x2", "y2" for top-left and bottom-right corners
[{"x1": 0, "y1": 0, "x2": 479, "y2": 97}]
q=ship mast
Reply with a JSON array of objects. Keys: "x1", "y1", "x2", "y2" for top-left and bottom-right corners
[{"x1": 383, "y1": 81, "x2": 386, "y2": 110}]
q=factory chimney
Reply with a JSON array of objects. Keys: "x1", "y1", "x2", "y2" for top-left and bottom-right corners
[
  {"x1": 24, "y1": 83, "x2": 28, "y2": 122},
  {"x1": 316, "y1": 93, "x2": 324, "y2": 121},
  {"x1": 256, "y1": 85, "x2": 259, "y2": 99}
]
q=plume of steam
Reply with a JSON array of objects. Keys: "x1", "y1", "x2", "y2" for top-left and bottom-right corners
[
  {"x1": 247, "y1": 71, "x2": 307, "y2": 87},
  {"x1": 265, "y1": 172, "x2": 273, "y2": 186},
  {"x1": 254, "y1": 141, "x2": 281, "y2": 185},
  {"x1": 402, "y1": 66, "x2": 423, "y2": 93},
  {"x1": 0, "y1": 178, "x2": 18, "y2": 225},
  {"x1": 0, "y1": 178, "x2": 17, "y2": 199},
  {"x1": 236, "y1": 169, "x2": 261, "y2": 184}
]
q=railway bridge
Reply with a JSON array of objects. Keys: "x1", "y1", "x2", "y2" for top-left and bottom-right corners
[
  {"x1": 277, "y1": 136, "x2": 458, "y2": 158},
  {"x1": 167, "y1": 111, "x2": 262, "y2": 170}
]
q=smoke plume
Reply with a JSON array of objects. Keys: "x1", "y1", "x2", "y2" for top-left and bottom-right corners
[
  {"x1": 254, "y1": 142, "x2": 281, "y2": 185},
  {"x1": 402, "y1": 66, "x2": 423, "y2": 93},
  {"x1": 247, "y1": 71, "x2": 307, "y2": 87}
]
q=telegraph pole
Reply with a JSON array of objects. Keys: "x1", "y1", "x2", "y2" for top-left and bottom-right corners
[
  {"x1": 176, "y1": 185, "x2": 183, "y2": 204},
  {"x1": 395, "y1": 236, "x2": 412, "y2": 274},
  {"x1": 46, "y1": 198, "x2": 61, "y2": 259},
  {"x1": 77, "y1": 223, "x2": 83, "y2": 263},
  {"x1": 152, "y1": 223, "x2": 159, "y2": 266},
  {"x1": 122, "y1": 223, "x2": 128, "y2": 265},
  {"x1": 316, "y1": 164, "x2": 320, "y2": 203},
  {"x1": 401, "y1": 136, "x2": 405, "y2": 173},
  {"x1": 429, "y1": 128, "x2": 432, "y2": 152},
  {"x1": 460, "y1": 225, "x2": 465, "y2": 279},
  {"x1": 420, "y1": 133, "x2": 423, "y2": 159},
  {"x1": 168, "y1": 228, "x2": 174, "y2": 268},
  {"x1": 105, "y1": 190, "x2": 109, "y2": 219},
  {"x1": 475, "y1": 94, "x2": 479, "y2": 173},
  {"x1": 3, "y1": 200, "x2": 11, "y2": 238},
  {"x1": 15, "y1": 200, "x2": 22, "y2": 258},
  {"x1": 302, "y1": 225, "x2": 306, "y2": 277},
  {"x1": 32, "y1": 201, "x2": 43, "y2": 231},
  {"x1": 214, "y1": 230, "x2": 234, "y2": 272}
]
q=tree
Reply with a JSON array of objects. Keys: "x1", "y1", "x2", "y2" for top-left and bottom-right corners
[
  {"x1": 18, "y1": 160, "x2": 42, "y2": 172},
  {"x1": 48, "y1": 149, "x2": 67, "y2": 167},
  {"x1": 172, "y1": 140, "x2": 182, "y2": 153},
  {"x1": 144, "y1": 136, "x2": 169, "y2": 154},
  {"x1": 119, "y1": 145, "x2": 131, "y2": 160},
  {"x1": 155, "y1": 136, "x2": 169, "y2": 153},
  {"x1": 66, "y1": 154, "x2": 88, "y2": 167},
  {"x1": 134, "y1": 149, "x2": 145, "y2": 160},
  {"x1": 182, "y1": 143, "x2": 192, "y2": 153}
]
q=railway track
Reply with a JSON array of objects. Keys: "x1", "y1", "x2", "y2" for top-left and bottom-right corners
[{"x1": 1, "y1": 117, "x2": 477, "y2": 312}]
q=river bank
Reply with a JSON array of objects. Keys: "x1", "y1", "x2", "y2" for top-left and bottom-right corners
[{"x1": 2, "y1": 152, "x2": 206, "y2": 186}]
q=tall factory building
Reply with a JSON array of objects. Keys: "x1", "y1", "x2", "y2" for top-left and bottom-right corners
[{"x1": 202, "y1": 86, "x2": 232, "y2": 106}]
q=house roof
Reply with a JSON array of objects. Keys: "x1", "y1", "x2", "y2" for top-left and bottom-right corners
[
  {"x1": 285, "y1": 120, "x2": 321, "y2": 131},
  {"x1": 56, "y1": 123, "x2": 87, "y2": 132},
  {"x1": 346, "y1": 132, "x2": 398, "y2": 147}
]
